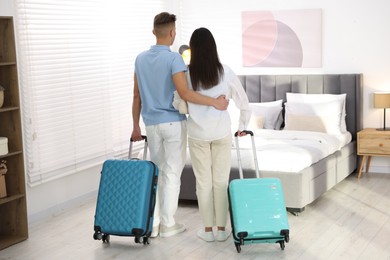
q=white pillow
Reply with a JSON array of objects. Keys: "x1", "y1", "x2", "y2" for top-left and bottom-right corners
[
  {"x1": 248, "y1": 115, "x2": 265, "y2": 129},
  {"x1": 229, "y1": 99, "x2": 283, "y2": 132},
  {"x1": 284, "y1": 100, "x2": 343, "y2": 134},
  {"x1": 285, "y1": 114, "x2": 332, "y2": 133},
  {"x1": 249, "y1": 100, "x2": 283, "y2": 130},
  {"x1": 286, "y1": 93, "x2": 347, "y2": 133}
]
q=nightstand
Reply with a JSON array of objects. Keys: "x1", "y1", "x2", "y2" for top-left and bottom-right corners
[{"x1": 357, "y1": 128, "x2": 390, "y2": 178}]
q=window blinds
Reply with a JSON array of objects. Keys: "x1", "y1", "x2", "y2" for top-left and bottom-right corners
[{"x1": 16, "y1": 0, "x2": 165, "y2": 186}]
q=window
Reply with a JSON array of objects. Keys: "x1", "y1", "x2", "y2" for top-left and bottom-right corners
[{"x1": 16, "y1": 0, "x2": 165, "y2": 186}]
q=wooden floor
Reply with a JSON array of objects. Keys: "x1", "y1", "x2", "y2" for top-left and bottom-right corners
[{"x1": 1, "y1": 172, "x2": 390, "y2": 260}]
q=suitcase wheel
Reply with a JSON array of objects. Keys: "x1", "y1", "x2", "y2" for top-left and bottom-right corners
[
  {"x1": 102, "y1": 234, "x2": 110, "y2": 243},
  {"x1": 135, "y1": 236, "x2": 142, "y2": 244},
  {"x1": 235, "y1": 243, "x2": 241, "y2": 253},
  {"x1": 143, "y1": 236, "x2": 150, "y2": 245},
  {"x1": 281, "y1": 229, "x2": 290, "y2": 243},
  {"x1": 93, "y1": 231, "x2": 110, "y2": 243},
  {"x1": 279, "y1": 241, "x2": 285, "y2": 250},
  {"x1": 134, "y1": 236, "x2": 150, "y2": 245},
  {"x1": 93, "y1": 231, "x2": 102, "y2": 240}
]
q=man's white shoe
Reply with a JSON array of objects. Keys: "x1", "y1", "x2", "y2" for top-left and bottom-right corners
[
  {"x1": 151, "y1": 225, "x2": 159, "y2": 238},
  {"x1": 159, "y1": 223, "x2": 186, "y2": 238}
]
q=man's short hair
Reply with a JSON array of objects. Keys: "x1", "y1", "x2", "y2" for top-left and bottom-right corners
[{"x1": 154, "y1": 12, "x2": 176, "y2": 33}]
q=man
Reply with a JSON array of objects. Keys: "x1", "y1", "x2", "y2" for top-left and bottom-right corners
[{"x1": 131, "y1": 12, "x2": 228, "y2": 238}]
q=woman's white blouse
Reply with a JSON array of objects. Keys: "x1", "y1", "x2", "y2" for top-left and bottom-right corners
[{"x1": 186, "y1": 65, "x2": 251, "y2": 141}]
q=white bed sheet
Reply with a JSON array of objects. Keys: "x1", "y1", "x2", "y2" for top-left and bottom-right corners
[{"x1": 235, "y1": 129, "x2": 352, "y2": 172}]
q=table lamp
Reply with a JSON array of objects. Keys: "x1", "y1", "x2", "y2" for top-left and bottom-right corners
[
  {"x1": 374, "y1": 92, "x2": 390, "y2": 131},
  {"x1": 179, "y1": 44, "x2": 191, "y2": 65}
]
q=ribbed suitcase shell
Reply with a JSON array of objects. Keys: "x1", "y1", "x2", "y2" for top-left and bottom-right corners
[
  {"x1": 229, "y1": 131, "x2": 289, "y2": 252},
  {"x1": 94, "y1": 159, "x2": 157, "y2": 238},
  {"x1": 229, "y1": 178, "x2": 289, "y2": 247}
]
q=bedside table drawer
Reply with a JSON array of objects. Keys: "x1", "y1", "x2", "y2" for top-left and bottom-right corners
[
  {"x1": 357, "y1": 128, "x2": 390, "y2": 178},
  {"x1": 358, "y1": 136, "x2": 390, "y2": 155}
]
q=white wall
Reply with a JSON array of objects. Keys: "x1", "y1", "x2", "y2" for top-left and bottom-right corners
[
  {"x1": 1, "y1": 0, "x2": 389, "y2": 223},
  {"x1": 177, "y1": 0, "x2": 390, "y2": 172},
  {"x1": 0, "y1": 0, "x2": 14, "y2": 16}
]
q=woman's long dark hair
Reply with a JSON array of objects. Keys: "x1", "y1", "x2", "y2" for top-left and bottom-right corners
[{"x1": 188, "y1": 27, "x2": 224, "y2": 91}]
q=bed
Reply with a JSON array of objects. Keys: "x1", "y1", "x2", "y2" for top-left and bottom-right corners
[{"x1": 179, "y1": 74, "x2": 363, "y2": 214}]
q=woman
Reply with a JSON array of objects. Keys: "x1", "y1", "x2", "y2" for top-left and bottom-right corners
[{"x1": 185, "y1": 27, "x2": 251, "y2": 242}]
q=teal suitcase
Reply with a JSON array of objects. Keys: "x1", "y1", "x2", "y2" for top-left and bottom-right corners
[
  {"x1": 93, "y1": 136, "x2": 158, "y2": 245},
  {"x1": 228, "y1": 131, "x2": 290, "y2": 253}
]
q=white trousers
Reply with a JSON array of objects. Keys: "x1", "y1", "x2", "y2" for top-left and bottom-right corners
[
  {"x1": 188, "y1": 134, "x2": 232, "y2": 228},
  {"x1": 146, "y1": 121, "x2": 187, "y2": 227}
]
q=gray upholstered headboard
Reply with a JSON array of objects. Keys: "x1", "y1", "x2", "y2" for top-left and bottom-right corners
[{"x1": 238, "y1": 74, "x2": 363, "y2": 140}]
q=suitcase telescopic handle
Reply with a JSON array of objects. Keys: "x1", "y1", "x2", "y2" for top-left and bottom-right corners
[
  {"x1": 128, "y1": 135, "x2": 148, "y2": 159},
  {"x1": 234, "y1": 130, "x2": 260, "y2": 179}
]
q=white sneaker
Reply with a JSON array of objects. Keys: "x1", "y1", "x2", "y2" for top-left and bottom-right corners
[
  {"x1": 197, "y1": 229, "x2": 215, "y2": 242},
  {"x1": 216, "y1": 230, "x2": 230, "y2": 242},
  {"x1": 159, "y1": 223, "x2": 186, "y2": 238},
  {"x1": 151, "y1": 225, "x2": 159, "y2": 238}
]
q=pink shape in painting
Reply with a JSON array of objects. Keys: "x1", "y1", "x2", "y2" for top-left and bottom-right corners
[{"x1": 242, "y1": 11, "x2": 303, "y2": 67}]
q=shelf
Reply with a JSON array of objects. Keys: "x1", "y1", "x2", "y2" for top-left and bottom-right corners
[
  {"x1": 0, "y1": 193, "x2": 25, "y2": 205},
  {"x1": 0, "y1": 150, "x2": 22, "y2": 159},
  {"x1": 0, "y1": 16, "x2": 28, "y2": 250},
  {"x1": 0, "y1": 62, "x2": 16, "y2": 66},
  {"x1": 0, "y1": 234, "x2": 28, "y2": 251},
  {"x1": 0, "y1": 106, "x2": 19, "y2": 112}
]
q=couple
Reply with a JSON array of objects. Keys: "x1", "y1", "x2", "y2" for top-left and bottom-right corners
[{"x1": 131, "y1": 12, "x2": 251, "y2": 242}]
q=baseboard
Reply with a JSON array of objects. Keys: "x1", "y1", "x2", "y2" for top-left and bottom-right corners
[{"x1": 367, "y1": 166, "x2": 390, "y2": 174}]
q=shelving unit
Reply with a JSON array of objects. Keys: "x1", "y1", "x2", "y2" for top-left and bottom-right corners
[{"x1": 0, "y1": 16, "x2": 28, "y2": 250}]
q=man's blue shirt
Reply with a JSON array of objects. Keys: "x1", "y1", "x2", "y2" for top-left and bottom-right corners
[{"x1": 135, "y1": 45, "x2": 187, "y2": 126}]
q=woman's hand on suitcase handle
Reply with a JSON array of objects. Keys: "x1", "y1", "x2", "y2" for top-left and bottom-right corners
[{"x1": 235, "y1": 130, "x2": 253, "y2": 137}]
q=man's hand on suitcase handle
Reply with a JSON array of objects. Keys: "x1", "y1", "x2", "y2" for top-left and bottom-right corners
[
  {"x1": 235, "y1": 130, "x2": 253, "y2": 137},
  {"x1": 130, "y1": 135, "x2": 147, "y2": 142}
]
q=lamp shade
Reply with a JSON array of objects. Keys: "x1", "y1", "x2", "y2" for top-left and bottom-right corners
[
  {"x1": 178, "y1": 44, "x2": 191, "y2": 65},
  {"x1": 179, "y1": 44, "x2": 189, "y2": 55},
  {"x1": 374, "y1": 92, "x2": 390, "y2": 108}
]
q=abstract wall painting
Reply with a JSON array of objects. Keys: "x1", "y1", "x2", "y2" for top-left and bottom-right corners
[{"x1": 242, "y1": 9, "x2": 322, "y2": 68}]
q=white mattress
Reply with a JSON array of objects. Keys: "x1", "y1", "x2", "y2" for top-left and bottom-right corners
[
  {"x1": 141, "y1": 129, "x2": 352, "y2": 174},
  {"x1": 233, "y1": 129, "x2": 352, "y2": 173}
]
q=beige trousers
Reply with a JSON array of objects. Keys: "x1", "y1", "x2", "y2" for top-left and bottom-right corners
[{"x1": 188, "y1": 134, "x2": 232, "y2": 228}]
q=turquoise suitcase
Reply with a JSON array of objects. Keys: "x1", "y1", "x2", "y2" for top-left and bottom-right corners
[
  {"x1": 228, "y1": 131, "x2": 290, "y2": 253},
  {"x1": 93, "y1": 136, "x2": 158, "y2": 245}
]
